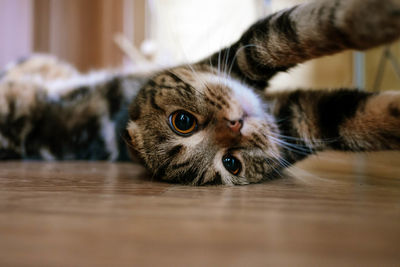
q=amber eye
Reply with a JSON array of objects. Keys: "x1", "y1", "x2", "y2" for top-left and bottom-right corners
[
  {"x1": 169, "y1": 110, "x2": 198, "y2": 136},
  {"x1": 222, "y1": 154, "x2": 242, "y2": 176}
]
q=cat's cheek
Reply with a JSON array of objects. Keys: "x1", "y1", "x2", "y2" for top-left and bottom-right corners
[
  {"x1": 126, "y1": 121, "x2": 150, "y2": 164},
  {"x1": 175, "y1": 131, "x2": 207, "y2": 149},
  {"x1": 241, "y1": 117, "x2": 265, "y2": 137},
  {"x1": 356, "y1": 91, "x2": 400, "y2": 127},
  {"x1": 126, "y1": 121, "x2": 143, "y2": 151}
]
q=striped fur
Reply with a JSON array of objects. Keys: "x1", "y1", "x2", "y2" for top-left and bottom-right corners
[
  {"x1": 127, "y1": 0, "x2": 400, "y2": 185},
  {"x1": 202, "y1": 0, "x2": 400, "y2": 89},
  {"x1": 1, "y1": 0, "x2": 400, "y2": 185},
  {"x1": 0, "y1": 55, "x2": 148, "y2": 160}
]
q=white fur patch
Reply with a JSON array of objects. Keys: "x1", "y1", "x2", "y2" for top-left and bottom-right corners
[
  {"x1": 227, "y1": 79, "x2": 266, "y2": 118},
  {"x1": 182, "y1": 131, "x2": 207, "y2": 148},
  {"x1": 100, "y1": 117, "x2": 118, "y2": 161},
  {"x1": 46, "y1": 71, "x2": 113, "y2": 101},
  {"x1": 205, "y1": 73, "x2": 266, "y2": 118},
  {"x1": 39, "y1": 148, "x2": 56, "y2": 161},
  {"x1": 0, "y1": 134, "x2": 9, "y2": 148}
]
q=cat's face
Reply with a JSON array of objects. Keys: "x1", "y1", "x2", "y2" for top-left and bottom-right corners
[{"x1": 127, "y1": 66, "x2": 282, "y2": 185}]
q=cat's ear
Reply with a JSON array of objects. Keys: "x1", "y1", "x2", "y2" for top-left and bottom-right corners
[{"x1": 200, "y1": 0, "x2": 400, "y2": 89}]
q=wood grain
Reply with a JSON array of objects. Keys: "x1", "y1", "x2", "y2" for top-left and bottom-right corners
[{"x1": 0, "y1": 151, "x2": 400, "y2": 266}]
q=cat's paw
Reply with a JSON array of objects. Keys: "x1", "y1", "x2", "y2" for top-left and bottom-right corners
[
  {"x1": 386, "y1": 92, "x2": 400, "y2": 119},
  {"x1": 339, "y1": 0, "x2": 400, "y2": 49},
  {"x1": 365, "y1": 91, "x2": 400, "y2": 114},
  {"x1": 364, "y1": 91, "x2": 400, "y2": 135},
  {"x1": 339, "y1": 90, "x2": 400, "y2": 151}
]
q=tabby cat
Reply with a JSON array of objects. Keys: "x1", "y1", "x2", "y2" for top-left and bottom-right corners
[{"x1": 1, "y1": 0, "x2": 400, "y2": 185}]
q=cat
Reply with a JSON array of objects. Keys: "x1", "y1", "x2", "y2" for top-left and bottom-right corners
[
  {"x1": 1, "y1": 0, "x2": 400, "y2": 185},
  {"x1": 0, "y1": 55, "x2": 148, "y2": 161}
]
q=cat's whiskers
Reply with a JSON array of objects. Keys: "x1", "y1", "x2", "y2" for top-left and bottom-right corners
[
  {"x1": 212, "y1": 45, "x2": 250, "y2": 88},
  {"x1": 226, "y1": 44, "x2": 259, "y2": 79},
  {"x1": 222, "y1": 46, "x2": 232, "y2": 87},
  {"x1": 268, "y1": 135, "x2": 312, "y2": 155},
  {"x1": 268, "y1": 150, "x2": 291, "y2": 169},
  {"x1": 266, "y1": 151, "x2": 299, "y2": 182},
  {"x1": 208, "y1": 54, "x2": 222, "y2": 79},
  {"x1": 270, "y1": 130, "x2": 341, "y2": 152},
  {"x1": 207, "y1": 52, "x2": 230, "y2": 89},
  {"x1": 273, "y1": 131, "x2": 339, "y2": 145},
  {"x1": 217, "y1": 49, "x2": 235, "y2": 88},
  {"x1": 264, "y1": 154, "x2": 286, "y2": 179},
  {"x1": 265, "y1": 136, "x2": 328, "y2": 182},
  {"x1": 268, "y1": 149, "x2": 322, "y2": 183},
  {"x1": 268, "y1": 137, "x2": 342, "y2": 185},
  {"x1": 217, "y1": 49, "x2": 222, "y2": 79},
  {"x1": 183, "y1": 63, "x2": 210, "y2": 93}
]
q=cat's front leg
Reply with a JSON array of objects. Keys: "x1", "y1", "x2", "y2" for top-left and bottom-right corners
[
  {"x1": 267, "y1": 90, "x2": 400, "y2": 162},
  {"x1": 203, "y1": 0, "x2": 400, "y2": 90}
]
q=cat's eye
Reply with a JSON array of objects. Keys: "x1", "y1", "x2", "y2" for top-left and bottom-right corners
[
  {"x1": 222, "y1": 154, "x2": 242, "y2": 176},
  {"x1": 169, "y1": 110, "x2": 198, "y2": 136}
]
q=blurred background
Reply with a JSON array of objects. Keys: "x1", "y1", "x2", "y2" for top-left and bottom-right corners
[{"x1": 0, "y1": 0, "x2": 399, "y2": 91}]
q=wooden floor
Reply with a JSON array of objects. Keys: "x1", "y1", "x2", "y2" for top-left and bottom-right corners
[{"x1": 1, "y1": 151, "x2": 400, "y2": 267}]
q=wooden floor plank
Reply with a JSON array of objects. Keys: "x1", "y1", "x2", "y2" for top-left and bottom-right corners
[{"x1": 0, "y1": 151, "x2": 399, "y2": 266}]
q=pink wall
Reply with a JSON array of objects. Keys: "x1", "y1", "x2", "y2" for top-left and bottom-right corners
[{"x1": 0, "y1": 0, "x2": 32, "y2": 68}]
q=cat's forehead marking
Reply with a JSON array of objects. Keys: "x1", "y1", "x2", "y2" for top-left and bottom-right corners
[
  {"x1": 201, "y1": 73, "x2": 266, "y2": 119},
  {"x1": 164, "y1": 67, "x2": 201, "y2": 86}
]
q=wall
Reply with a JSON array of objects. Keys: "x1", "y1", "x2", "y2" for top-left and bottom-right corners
[
  {"x1": 33, "y1": 0, "x2": 125, "y2": 71},
  {"x1": 150, "y1": 0, "x2": 262, "y2": 64},
  {"x1": 0, "y1": 0, "x2": 144, "y2": 72},
  {"x1": 0, "y1": 0, "x2": 32, "y2": 67}
]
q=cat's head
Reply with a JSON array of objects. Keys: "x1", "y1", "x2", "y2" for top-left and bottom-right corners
[{"x1": 127, "y1": 65, "x2": 282, "y2": 185}]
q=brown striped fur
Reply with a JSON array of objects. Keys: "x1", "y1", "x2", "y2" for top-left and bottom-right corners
[
  {"x1": 1, "y1": 0, "x2": 400, "y2": 185},
  {"x1": 127, "y1": 0, "x2": 400, "y2": 185}
]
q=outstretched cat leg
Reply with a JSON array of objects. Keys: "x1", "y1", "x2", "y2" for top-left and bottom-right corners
[
  {"x1": 267, "y1": 89, "x2": 400, "y2": 163},
  {"x1": 202, "y1": 0, "x2": 400, "y2": 89}
]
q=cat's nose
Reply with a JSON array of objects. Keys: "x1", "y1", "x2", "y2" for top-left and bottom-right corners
[
  {"x1": 215, "y1": 118, "x2": 243, "y2": 145},
  {"x1": 227, "y1": 119, "x2": 243, "y2": 133}
]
